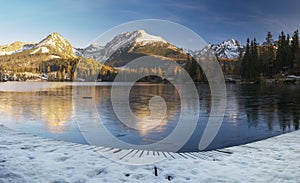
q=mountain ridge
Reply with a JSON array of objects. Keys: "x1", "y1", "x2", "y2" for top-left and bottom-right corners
[
  {"x1": 75, "y1": 30, "x2": 169, "y2": 63},
  {"x1": 0, "y1": 31, "x2": 245, "y2": 81},
  {"x1": 185, "y1": 39, "x2": 244, "y2": 60},
  {"x1": 1, "y1": 31, "x2": 244, "y2": 62},
  {"x1": 0, "y1": 41, "x2": 35, "y2": 56},
  {"x1": 0, "y1": 32, "x2": 75, "y2": 58},
  {"x1": 76, "y1": 30, "x2": 192, "y2": 67}
]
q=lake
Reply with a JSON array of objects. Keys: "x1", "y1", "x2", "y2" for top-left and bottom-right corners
[{"x1": 0, "y1": 82, "x2": 299, "y2": 152}]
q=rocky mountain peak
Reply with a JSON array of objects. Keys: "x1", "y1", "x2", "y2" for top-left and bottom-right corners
[
  {"x1": 186, "y1": 39, "x2": 244, "y2": 59},
  {"x1": 36, "y1": 32, "x2": 74, "y2": 57}
]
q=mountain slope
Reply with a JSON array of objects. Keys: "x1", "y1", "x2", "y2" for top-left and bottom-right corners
[
  {"x1": 77, "y1": 30, "x2": 189, "y2": 67},
  {"x1": 0, "y1": 41, "x2": 35, "y2": 55},
  {"x1": 0, "y1": 32, "x2": 75, "y2": 58},
  {"x1": 31, "y1": 32, "x2": 75, "y2": 58},
  {"x1": 186, "y1": 39, "x2": 244, "y2": 60},
  {"x1": 212, "y1": 39, "x2": 244, "y2": 59},
  {"x1": 0, "y1": 33, "x2": 79, "y2": 80},
  {"x1": 0, "y1": 32, "x2": 115, "y2": 81}
]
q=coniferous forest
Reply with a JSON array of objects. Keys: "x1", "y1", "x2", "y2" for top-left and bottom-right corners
[{"x1": 241, "y1": 30, "x2": 300, "y2": 82}]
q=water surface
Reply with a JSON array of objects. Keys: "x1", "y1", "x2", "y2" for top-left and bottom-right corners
[{"x1": 0, "y1": 82, "x2": 299, "y2": 152}]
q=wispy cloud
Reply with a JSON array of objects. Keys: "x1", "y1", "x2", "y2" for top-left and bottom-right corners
[
  {"x1": 119, "y1": 9, "x2": 139, "y2": 14},
  {"x1": 166, "y1": 1, "x2": 209, "y2": 11}
]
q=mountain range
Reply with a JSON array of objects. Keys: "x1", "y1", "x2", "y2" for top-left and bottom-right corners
[
  {"x1": 0, "y1": 30, "x2": 244, "y2": 63},
  {"x1": 75, "y1": 30, "x2": 244, "y2": 66},
  {"x1": 0, "y1": 30, "x2": 245, "y2": 81}
]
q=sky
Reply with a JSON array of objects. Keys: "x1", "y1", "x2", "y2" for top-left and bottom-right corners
[{"x1": 1, "y1": 0, "x2": 300, "y2": 48}]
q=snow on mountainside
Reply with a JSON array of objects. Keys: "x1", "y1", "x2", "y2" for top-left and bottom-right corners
[
  {"x1": 76, "y1": 30, "x2": 169, "y2": 63},
  {"x1": 32, "y1": 32, "x2": 75, "y2": 57},
  {"x1": 1, "y1": 31, "x2": 243, "y2": 63},
  {"x1": 185, "y1": 39, "x2": 244, "y2": 60},
  {"x1": 0, "y1": 32, "x2": 75, "y2": 58},
  {"x1": 134, "y1": 30, "x2": 167, "y2": 45},
  {"x1": 77, "y1": 30, "x2": 244, "y2": 67},
  {"x1": 212, "y1": 39, "x2": 244, "y2": 59},
  {"x1": 0, "y1": 41, "x2": 35, "y2": 56}
]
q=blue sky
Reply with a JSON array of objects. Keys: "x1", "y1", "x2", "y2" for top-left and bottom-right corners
[{"x1": 1, "y1": 0, "x2": 300, "y2": 48}]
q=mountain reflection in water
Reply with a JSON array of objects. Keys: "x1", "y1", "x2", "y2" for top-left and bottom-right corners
[{"x1": 0, "y1": 82, "x2": 299, "y2": 151}]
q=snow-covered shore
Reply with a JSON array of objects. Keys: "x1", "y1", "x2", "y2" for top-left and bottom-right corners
[{"x1": 0, "y1": 124, "x2": 299, "y2": 183}]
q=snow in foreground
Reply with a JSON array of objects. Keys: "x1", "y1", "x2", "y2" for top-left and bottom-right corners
[{"x1": 0, "y1": 124, "x2": 299, "y2": 183}]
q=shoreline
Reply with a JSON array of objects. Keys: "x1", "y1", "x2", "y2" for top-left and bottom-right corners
[{"x1": 0, "y1": 124, "x2": 299, "y2": 182}]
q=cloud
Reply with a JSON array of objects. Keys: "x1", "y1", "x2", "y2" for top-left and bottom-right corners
[
  {"x1": 119, "y1": 9, "x2": 139, "y2": 15},
  {"x1": 166, "y1": 1, "x2": 209, "y2": 11}
]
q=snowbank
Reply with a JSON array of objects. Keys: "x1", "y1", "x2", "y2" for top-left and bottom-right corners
[{"x1": 0, "y1": 124, "x2": 299, "y2": 182}]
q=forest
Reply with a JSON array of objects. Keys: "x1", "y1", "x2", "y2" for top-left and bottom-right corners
[{"x1": 241, "y1": 30, "x2": 300, "y2": 82}]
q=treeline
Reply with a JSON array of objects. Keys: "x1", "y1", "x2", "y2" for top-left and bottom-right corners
[
  {"x1": 0, "y1": 50, "x2": 51, "y2": 73},
  {"x1": 0, "y1": 50, "x2": 116, "y2": 81},
  {"x1": 39, "y1": 58, "x2": 79, "y2": 81},
  {"x1": 241, "y1": 30, "x2": 300, "y2": 81},
  {"x1": 76, "y1": 58, "x2": 116, "y2": 81},
  {"x1": 0, "y1": 53, "x2": 207, "y2": 82},
  {"x1": 107, "y1": 56, "x2": 204, "y2": 82}
]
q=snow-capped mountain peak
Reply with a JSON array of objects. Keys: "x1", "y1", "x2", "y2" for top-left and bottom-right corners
[
  {"x1": 77, "y1": 30, "x2": 169, "y2": 62},
  {"x1": 186, "y1": 39, "x2": 244, "y2": 59},
  {"x1": 0, "y1": 32, "x2": 75, "y2": 58},
  {"x1": 103, "y1": 30, "x2": 167, "y2": 51},
  {"x1": 212, "y1": 39, "x2": 243, "y2": 59},
  {"x1": 220, "y1": 39, "x2": 242, "y2": 50},
  {"x1": 37, "y1": 32, "x2": 69, "y2": 48},
  {"x1": 35, "y1": 32, "x2": 75, "y2": 57},
  {"x1": 133, "y1": 30, "x2": 167, "y2": 45}
]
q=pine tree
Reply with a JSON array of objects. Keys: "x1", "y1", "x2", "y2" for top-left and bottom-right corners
[
  {"x1": 264, "y1": 32, "x2": 274, "y2": 45},
  {"x1": 247, "y1": 38, "x2": 260, "y2": 81},
  {"x1": 260, "y1": 32, "x2": 276, "y2": 76},
  {"x1": 275, "y1": 31, "x2": 286, "y2": 72},
  {"x1": 252, "y1": 38, "x2": 260, "y2": 80},
  {"x1": 275, "y1": 31, "x2": 299, "y2": 73},
  {"x1": 291, "y1": 30, "x2": 300, "y2": 70},
  {"x1": 241, "y1": 38, "x2": 260, "y2": 81},
  {"x1": 241, "y1": 38, "x2": 250, "y2": 79},
  {"x1": 285, "y1": 34, "x2": 292, "y2": 69}
]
